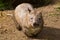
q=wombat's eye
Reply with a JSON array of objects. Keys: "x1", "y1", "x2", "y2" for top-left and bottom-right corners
[
  {"x1": 39, "y1": 18, "x2": 41, "y2": 20},
  {"x1": 30, "y1": 18, "x2": 33, "y2": 19}
]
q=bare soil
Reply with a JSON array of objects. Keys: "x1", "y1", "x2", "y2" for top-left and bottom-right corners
[{"x1": 0, "y1": 2, "x2": 60, "y2": 40}]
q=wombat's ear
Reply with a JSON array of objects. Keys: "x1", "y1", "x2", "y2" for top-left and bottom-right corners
[
  {"x1": 37, "y1": 10, "x2": 42, "y2": 15},
  {"x1": 30, "y1": 10, "x2": 34, "y2": 14},
  {"x1": 37, "y1": 11, "x2": 40, "y2": 14},
  {"x1": 39, "y1": 12, "x2": 42, "y2": 16}
]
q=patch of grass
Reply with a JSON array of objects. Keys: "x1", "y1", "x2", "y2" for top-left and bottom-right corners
[
  {"x1": 0, "y1": 0, "x2": 13, "y2": 10},
  {"x1": 56, "y1": 7, "x2": 60, "y2": 11},
  {"x1": 49, "y1": 13, "x2": 60, "y2": 17}
]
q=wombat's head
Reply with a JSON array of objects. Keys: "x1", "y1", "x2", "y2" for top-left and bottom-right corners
[
  {"x1": 27, "y1": 9, "x2": 43, "y2": 28},
  {"x1": 24, "y1": 9, "x2": 44, "y2": 36}
]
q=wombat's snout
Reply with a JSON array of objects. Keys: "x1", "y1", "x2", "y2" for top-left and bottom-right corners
[{"x1": 33, "y1": 23, "x2": 39, "y2": 27}]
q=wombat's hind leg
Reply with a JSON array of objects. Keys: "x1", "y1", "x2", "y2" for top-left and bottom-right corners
[
  {"x1": 12, "y1": 15, "x2": 22, "y2": 31},
  {"x1": 16, "y1": 25, "x2": 22, "y2": 31}
]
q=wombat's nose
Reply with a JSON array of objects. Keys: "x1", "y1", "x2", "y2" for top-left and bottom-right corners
[{"x1": 33, "y1": 23, "x2": 39, "y2": 27}]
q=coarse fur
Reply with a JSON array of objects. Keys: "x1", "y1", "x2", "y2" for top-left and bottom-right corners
[{"x1": 14, "y1": 3, "x2": 44, "y2": 37}]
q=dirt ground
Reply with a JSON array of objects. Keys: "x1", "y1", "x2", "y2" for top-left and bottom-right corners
[{"x1": 0, "y1": 2, "x2": 60, "y2": 40}]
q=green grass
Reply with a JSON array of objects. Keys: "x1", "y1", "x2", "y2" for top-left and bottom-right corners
[{"x1": 49, "y1": 13, "x2": 60, "y2": 17}]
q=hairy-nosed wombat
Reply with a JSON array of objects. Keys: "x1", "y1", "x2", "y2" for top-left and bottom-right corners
[{"x1": 14, "y1": 3, "x2": 44, "y2": 37}]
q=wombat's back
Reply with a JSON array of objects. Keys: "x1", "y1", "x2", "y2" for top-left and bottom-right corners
[
  {"x1": 15, "y1": 3, "x2": 33, "y2": 14},
  {"x1": 14, "y1": 3, "x2": 34, "y2": 26}
]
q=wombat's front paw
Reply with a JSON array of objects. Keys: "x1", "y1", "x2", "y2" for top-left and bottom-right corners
[{"x1": 24, "y1": 27, "x2": 42, "y2": 37}]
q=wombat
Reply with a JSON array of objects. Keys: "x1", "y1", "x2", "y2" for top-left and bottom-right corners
[{"x1": 14, "y1": 3, "x2": 44, "y2": 37}]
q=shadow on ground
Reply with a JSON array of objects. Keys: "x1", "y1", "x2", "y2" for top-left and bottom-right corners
[{"x1": 30, "y1": 26, "x2": 60, "y2": 40}]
